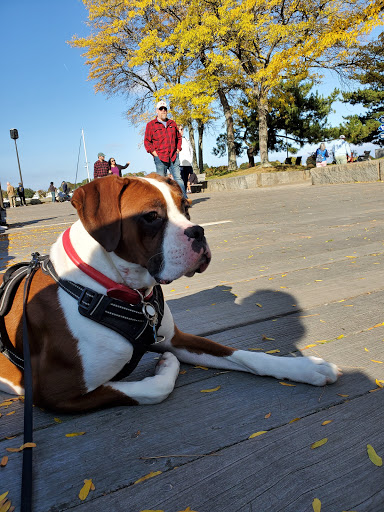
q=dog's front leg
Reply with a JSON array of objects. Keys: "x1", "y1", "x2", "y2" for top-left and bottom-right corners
[{"x1": 158, "y1": 326, "x2": 339, "y2": 387}]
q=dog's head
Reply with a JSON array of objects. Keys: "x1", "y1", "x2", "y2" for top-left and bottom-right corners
[{"x1": 71, "y1": 174, "x2": 211, "y2": 284}]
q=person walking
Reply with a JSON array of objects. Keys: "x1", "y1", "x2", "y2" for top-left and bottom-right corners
[
  {"x1": 93, "y1": 152, "x2": 110, "y2": 179},
  {"x1": 178, "y1": 125, "x2": 194, "y2": 191},
  {"x1": 315, "y1": 143, "x2": 329, "y2": 168},
  {"x1": 17, "y1": 183, "x2": 27, "y2": 205},
  {"x1": 108, "y1": 158, "x2": 130, "y2": 177},
  {"x1": 331, "y1": 135, "x2": 352, "y2": 165},
  {"x1": 49, "y1": 182, "x2": 56, "y2": 202},
  {"x1": 6, "y1": 182, "x2": 17, "y2": 207},
  {"x1": 144, "y1": 100, "x2": 186, "y2": 197}
]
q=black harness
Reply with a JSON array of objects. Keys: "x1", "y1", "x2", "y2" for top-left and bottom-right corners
[
  {"x1": 0, "y1": 253, "x2": 165, "y2": 512},
  {"x1": 0, "y1": 253, "x2": 165, "y2": 380}
]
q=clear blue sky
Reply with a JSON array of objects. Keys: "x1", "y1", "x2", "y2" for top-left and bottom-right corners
[{"x1": 1, "y1": 1, "x2": 379, "y2": 192}]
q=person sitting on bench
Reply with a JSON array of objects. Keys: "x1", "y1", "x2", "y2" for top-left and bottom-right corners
[{"x1": 187, "y1": 172, "x2": 198, "y2": 193}]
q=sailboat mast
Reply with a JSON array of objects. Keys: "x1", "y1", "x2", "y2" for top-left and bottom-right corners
[{"x1": 81, "y1": 129, "x2": 90, "y2": 182}]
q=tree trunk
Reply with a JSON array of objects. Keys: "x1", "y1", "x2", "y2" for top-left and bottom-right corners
[
  {"x1": 258, "y1": 91, "x2": 271, "y2": 167},
  {"x1": 217, "y1": 88, "x2": 237, "y2": 171},
  {"x1": 185, "y1": 119, "x2": 199, "y2": 172},
  {"x1": 197, "y1": 120, "x2": 204, "y2": 173}
]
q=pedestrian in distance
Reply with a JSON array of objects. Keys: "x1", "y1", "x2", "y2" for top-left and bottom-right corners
[
  {"x1": 144, "y1": 100, "x2": 187, "y2": 198},
  {"x1": 331, "y1": 135, "x2": 352, "y2": 165},
  {"x1": 315, "y1": 143, "x2": 329, "y2": 168},
  {"x1": 61, "y1": 181, "x2": 69, "y2": 194},
  {"x1": 93, "y1": 152, "x2": 110, "y2": 179},
  {"x1": 49, "y1": 182, "x2": 56, "y2": 202},
  {"x1": 177, "y1": 125, "x2": 194, "y2": 191},
  {"x1": 17, "y1": 183, "x2": 27, "y2": 205},
  {"x1": 108, "y1": 158, "x2": 130, "y2": 177},
  {"x1": 6, "y1": 182, "x2": 17, "y2": 207}
]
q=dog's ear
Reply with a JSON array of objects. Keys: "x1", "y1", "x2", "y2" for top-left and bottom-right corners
[{"x1": 71, "y1": 176, "x2": 130, "y2": 252}]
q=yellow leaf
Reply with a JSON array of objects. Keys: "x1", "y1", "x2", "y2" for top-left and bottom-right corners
[
  {"x1": 0, "y1": 456, "x2": 8, "y2": 467},
  {"x1": 311, "y1": 438, "x2": 328, "y2": 449},
  {"x1": 289, "y1": 417, "x2": 300, "y2": 423},
  {"x1": 200, "y1": 386, "x2": 220, "y2": 393},
  {"x1": 364, "y1": 347, "x2": 369, "y2": 352},
  {"x1": 312, "y1": 498, "x2": 321, "y2": 512},
  {"x1": 140, "y1": 510, "x2": 164, "y2": 512},
  {"x1": 256, "y1": 303, "x2": 262, "y2": 307},
  {"x1": 321, "y1": 420, "x2": 333, "y2": 426},
  {"x1": 249, "y1": 431, "x2": 267, "y2": 439},
  {"x1": 262, "y1": 335, "x2": 275, "y2": 340},
  {"x1": 375, "y1": 379, "x2": 384, "y2": 388},
  {"x1": 367, "y1": 444, "x2": 383, "y2": 466},
  {"x1": 0, "y1": 494, "x2": 8, "y2": 503},
  {"x1": 6, "y1": 442, "x2": 36, "y2": 453},
  {"x1": 371, "y1": 360, "x2": 384, "y2": 364},
  {"x1": 337, "y1": 394, "x2": 349, "y2": 397},
  {"x1": 0, "y1": 499, "x2": 11, "y2": 512},
  {"x1": 264, "y1": 412, "x2": 271, "y2": 419},
  {"x1": 303, "y1": 344, "x2": 318, "y2": 349},
  {"x1": 79, "y1": 479, "x2": 93, "y2": 501},
  {"x1": 279, "y1": 382, "x2": 296, "y2": 387},
  {"x1": 134, "y1": 471, "x2": 162, "y2": 485},
  {"x1": 66, "y1": 432, "x2": 86, "y2": 437},
  {"x1": 6, "y1": 411, "x2": 15, "y2": 416},
  {"x1": 248, "y1": 348, "x2": 263, "y2": 351},
  {"x1": 54, "y1": 417, "x2": 62, "y2": 423},
  {"x1": 265, "y1": 349, "x2": 280, "y2": 354},
  {"x1": 194, "y1": 366, "x2": 208, "y2": 370},
  {"x1": 336, "y1": 335, "x2": 344, "y2": 339},
  {"x1": 177, "y1": 508, "x2": 199, "y2": 512}
]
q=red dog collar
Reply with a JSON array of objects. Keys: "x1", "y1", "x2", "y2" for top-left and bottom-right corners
[{"x1": 62, "y1": 228, "x2": 152, "y2": 304}]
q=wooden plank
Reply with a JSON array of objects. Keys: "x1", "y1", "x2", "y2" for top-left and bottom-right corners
[{"x1": 64, "y1": 389, "x2": 384, "y2": 512}]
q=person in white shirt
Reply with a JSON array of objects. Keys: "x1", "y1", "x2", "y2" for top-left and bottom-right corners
[
  {"x1": 178, "y1": 125, "x2": 194, "y2": 192},
  {"x1": 331, "y1": 135, "x2": 352, "y2": 165}
]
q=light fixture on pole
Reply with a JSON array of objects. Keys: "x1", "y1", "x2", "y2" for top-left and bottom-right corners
[{"x1": 10, "y1": 129, "x2": 24, "y2": 187}]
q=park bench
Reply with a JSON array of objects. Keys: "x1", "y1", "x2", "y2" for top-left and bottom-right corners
[{"x1": 190, "y1": 173, "x2": 207, "y2": 193}]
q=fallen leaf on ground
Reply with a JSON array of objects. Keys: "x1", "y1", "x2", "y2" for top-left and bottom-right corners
[
  {"x1": 0, "y1": 457, "x2": 8, "y2": 467},
  {"x1": 177, "y1": 508, "x2": 199, "y2": 512},
  {"x1": 65, "y1": 432, "x2": 86, "y2": 437},
  {"x1": 371, "y1": 360, "x2": 384, "y2": 364},
  {"x1": 134, "y1": 471, "x2": 162, "y2": 485},
  {"x1": 256, "y1": 303, "x2": 262, "y2": 307},
  {"x1": 0, "y1": 494, "x2": 8, "y2": 503},
  {"x1": 140, "y1": 510, "x2": 164, "y2": 512},
  {"x1": 367, "y1": 444, "x2": 383, "y2": 466},
  {"x1": 279, "y1": 382, "x2": 296, "y2": 387},
  {"x1": 54, "y1": 417, "x2": 62, "y2": 423},
  {"x1": 266, "y1": 349, "x2": 280, "y2": 354},
  {"x1": 6, "y1": 443, "x2": 36, "y2": 453},
  {"x1": 311, "y1": 438, "x2": 328, "y2": 449},
  {"x1": 264, "y1": 412, "x2": 271, "y2": 419},
  {"x1": 312, "y1": 498, "x2": 321, "y2": 512},
  {"x1": 289, "y1": 417, "x2": 300, "y2": 423},
  {"x1": 321, "y1": 420, "x2": 333, "y2": 426},
  {"x1": 262, "y1": 335, "x2": 275, "y2": 340},
  {"x1": 194, "y1": 366, "x2": 208, "y2": 370},
  {"x1": 5, "y1": 412, "x2": 15, "y2": 416},
  {"x1": 375, "y1": 379, "x2": 384, "y2": 388},
  {"x1": 249, "y1": 431, "x2": 267, "y2": 439},
  {"x1": 79, "y1": 479, "x2": 94, "y2": 501},
  {"x1": 337, "y1": 394, "x2": 349, "y2": 397},
  {"x1": 200, "y1": 386, "x2": 220, "y2": 393}
]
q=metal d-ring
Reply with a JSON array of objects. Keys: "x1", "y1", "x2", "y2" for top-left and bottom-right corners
[{"x1": 142, "y1": 302, "x2": 158, "y2": 326}]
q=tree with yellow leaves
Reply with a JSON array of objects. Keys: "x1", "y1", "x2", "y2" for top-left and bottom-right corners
[{"x1": 71, "y1": 0, "x2": 383, "y2": 167}]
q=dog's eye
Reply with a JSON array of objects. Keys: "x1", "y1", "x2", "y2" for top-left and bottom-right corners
[{"x1": 143, "y1": 211, "x2": 159, "y2": 223}]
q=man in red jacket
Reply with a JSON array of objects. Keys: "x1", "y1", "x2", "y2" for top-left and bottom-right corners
[{"x1": 144, "y1": 100, "x2": 186, "y2": 197}]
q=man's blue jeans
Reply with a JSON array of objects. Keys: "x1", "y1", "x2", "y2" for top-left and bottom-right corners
[{"x1": 153, "y1": 155, "x2": 187, "y2": 197}]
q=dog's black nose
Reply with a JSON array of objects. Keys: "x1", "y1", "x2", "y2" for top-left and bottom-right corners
[{"x1": 184, "y1": 225, "x2": 205, "y2": 242}]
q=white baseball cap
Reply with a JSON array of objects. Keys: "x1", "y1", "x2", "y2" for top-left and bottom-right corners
[
  {"x1": 340, "y1": 135, "x2": 346, "y2": 139},
  {"x1": 156, "y1": 100, "x2": 167, "y2": 109}
]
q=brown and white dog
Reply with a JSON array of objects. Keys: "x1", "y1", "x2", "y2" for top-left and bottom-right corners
[{"x1": 0, "y1": 174, "x2": 339, "y2": 412}]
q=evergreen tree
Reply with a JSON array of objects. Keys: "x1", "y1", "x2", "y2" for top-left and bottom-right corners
[{"x1": 340, "y1": 32, "x2": 384, "y2": 146}]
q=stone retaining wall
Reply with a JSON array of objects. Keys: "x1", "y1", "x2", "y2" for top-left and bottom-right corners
[
  {"x1": 310, "y1": 160, "x2": 384, "y2": 185},
  {"x1": 205, "y1": 169, "x2": 311, "y2": 191}
]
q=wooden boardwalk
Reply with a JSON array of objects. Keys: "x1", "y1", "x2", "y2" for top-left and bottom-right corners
[{"x1": 1, "y1": 182, "x2": 384, "y2": 511}]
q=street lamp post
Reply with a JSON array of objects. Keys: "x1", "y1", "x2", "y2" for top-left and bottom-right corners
[{"x1": 9, "y1": 129, "x2": 24, "y2": 187}]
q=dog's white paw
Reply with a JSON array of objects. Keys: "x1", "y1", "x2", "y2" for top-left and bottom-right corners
[
  {"x1": 155, "y1": 351, "x2": 180, "y2": 376},
  {"x1": 290, "y1": 356, "x2": 340, "y2": 386}
]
